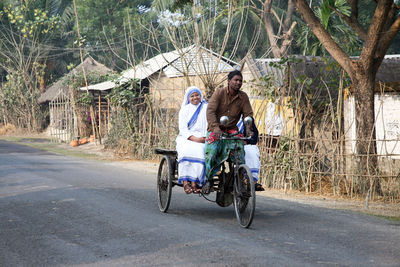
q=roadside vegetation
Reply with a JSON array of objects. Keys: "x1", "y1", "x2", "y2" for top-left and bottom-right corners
[{"x1": 1, "y1": 0, "x2": 400, "y2": 204}]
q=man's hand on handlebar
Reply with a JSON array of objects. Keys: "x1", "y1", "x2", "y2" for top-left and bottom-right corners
[
  {"x1": 245, "y1": 124, "x2": 254, "y2": 138},
  {"x1": 213, "y1": 128, "x2": 223, "y2": 139}
]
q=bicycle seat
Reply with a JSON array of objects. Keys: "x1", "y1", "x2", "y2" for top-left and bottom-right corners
[{"x1": 154, "y1": 148, "x2": 177, "y2": 156}]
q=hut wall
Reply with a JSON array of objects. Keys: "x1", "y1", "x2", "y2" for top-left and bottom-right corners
[
  {"x1": 149, "y1": 73, "x2": 228, "y2": 109},
  {"x1": 344, "y1": 92, "x2": 400, "y2": 159}
]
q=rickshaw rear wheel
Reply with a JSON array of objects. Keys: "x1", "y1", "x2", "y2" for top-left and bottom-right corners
[
  {"x1": 157, "y1": 155, "x2": 173, "y2": 212},
  {"x1": 233, "y1": 164, "x2": 256, "y2": 228}
]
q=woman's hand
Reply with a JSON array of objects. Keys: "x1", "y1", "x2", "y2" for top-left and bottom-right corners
[{"x1": 188, "y1": 136, "x2": 206, "y2": 143}]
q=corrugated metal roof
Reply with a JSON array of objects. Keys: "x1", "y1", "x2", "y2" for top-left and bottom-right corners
[
  {"x1": 254, "y1": 58, "x2": 286, "y2": 87},
  {"x1": 121, "y1": 45, "x2": 238, "y2": 80},
  {"x1": 163, "y1": 46, "x2": 237, "y2": 77},
  {"x1": 80, "y1": 80, "x2": 116, "y2": 91},
  {"x1": 121, "y1": 46, "x2": 193, "y2": 80},
  {"x1": 83, "y1": 48, "x2": 194, "y2": 91}
]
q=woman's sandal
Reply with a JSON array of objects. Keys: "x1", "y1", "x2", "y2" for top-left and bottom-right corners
[
  {"x1": 183, "y1": 183, "x2": 193, "y2": 194},
  {"x1": 191, "y1": 183, "x2": 200, "y2": 194}
]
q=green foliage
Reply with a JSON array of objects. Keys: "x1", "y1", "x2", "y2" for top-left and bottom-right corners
[
  {"x1": 77, "y1": 92, "x2": 93, "y2": 106},
  {"x1": 296, "y1": 0, "x2": 360, "y2": 56},
  {"x1": 1, "y1": 0, "x2": 400, "y2": 134},
  {"x1": 0, "y1": 2, "x2": 60, "y2": 40},
  {"x1": 65, "y1": 72, "x2": 116, "y2": 89},
  {"x1": 107, "y1": 79, "x2": 140, "y2": 108},
  {"x1": 0, "y1": 0, "x2": 76, "y2": 130},
  {"x1": 318, "y1": 0, "x2": 350, "y2": 29},
  {"x1": 75, "y1": 0, "x2": 153, "y2": 70},
  {"x1": 105, "y1": 109, "x2": 137, "y2": 151},
  {"x1": 64, "y1": 72, "x2": 117, "y2": 108}
]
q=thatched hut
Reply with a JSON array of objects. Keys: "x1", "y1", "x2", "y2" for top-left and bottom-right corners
[{"x1": 38, "y1": 57, "x2": 112, "y2": 142}]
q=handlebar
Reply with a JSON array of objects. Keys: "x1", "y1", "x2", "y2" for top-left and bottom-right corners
[
  {"x1": 221, "y1": 136, "x2": 252, "y2": 141},
  {"x1": 219, "y1": 132, "x2": 252, "y2": 141}
]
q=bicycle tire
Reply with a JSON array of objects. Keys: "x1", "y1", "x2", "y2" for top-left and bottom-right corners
[
  {"x1": 233, "y1": 164, "x2": 256, "y2": 228},
  {"x1": 157, "y1": 155, "x2": 173, "y2": 212}
]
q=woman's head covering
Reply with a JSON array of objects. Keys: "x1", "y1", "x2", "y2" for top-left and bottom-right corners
[
  {"x1": 181, "y1": 86, "x2": 204, "y2": 108},
  {"x1": 180, "y1": 86, "x2": 207, "y2": 130}
]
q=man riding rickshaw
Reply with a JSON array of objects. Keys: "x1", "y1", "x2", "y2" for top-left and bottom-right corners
[{"x1": 155, "y1": 70, "x2": 257, "y2": 228}]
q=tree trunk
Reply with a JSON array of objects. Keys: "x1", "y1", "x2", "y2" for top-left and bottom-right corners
[
  {"x1": 352, "y1": 65, "x2": 378, "y2": 195},
  {"x1": 292, "y1": 0, "x2": 400, "y2": 199}
]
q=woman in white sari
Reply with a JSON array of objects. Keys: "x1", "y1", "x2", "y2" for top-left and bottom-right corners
[{"x1": 176, "y1": 86, "x2": 208, "y2": 194}]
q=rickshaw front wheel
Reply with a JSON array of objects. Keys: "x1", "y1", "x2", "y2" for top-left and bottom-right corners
[{"x1": 233, "y1": 164, "x2": 256, "y2": 228}]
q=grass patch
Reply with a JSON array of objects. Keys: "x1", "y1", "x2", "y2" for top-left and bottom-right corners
[
  {"x1": 0, "y1": 136, "x2": 109, "y2": 161},
  {"x1": 373, "y1": 214, "x2": 400, "y2": 223},
  {"x1": 0, "y1": 136, "x2": 25, "y2": 142}
]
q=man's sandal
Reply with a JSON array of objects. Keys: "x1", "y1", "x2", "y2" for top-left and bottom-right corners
[{"x1": 201, "y1": 181, "x2": 213, "y2": 195}]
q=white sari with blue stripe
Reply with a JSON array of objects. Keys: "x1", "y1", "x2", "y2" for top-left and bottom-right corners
[
  {"x1": 237, "y1": 117, "x2": 260, "y2": 181},
  {"x1": 176, "y1": 87, "x2": 208, "y2": 185}
]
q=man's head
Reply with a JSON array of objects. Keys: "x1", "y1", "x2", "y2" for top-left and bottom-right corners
[{"x1": 228, "y1": 70, "x2": 243, "y2": 93}]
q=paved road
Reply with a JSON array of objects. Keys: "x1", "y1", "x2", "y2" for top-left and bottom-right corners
[{"x1": 0, "y1": 140, "x2": 399, "y2": 266}]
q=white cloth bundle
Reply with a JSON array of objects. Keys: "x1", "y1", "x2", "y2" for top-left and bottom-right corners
[{"x1": 244, "y1": 145, "x2": 260, "y2": 181}]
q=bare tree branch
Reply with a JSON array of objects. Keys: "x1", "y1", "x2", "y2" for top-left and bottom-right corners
[
  {"x1": 284, "y1": 0, "x2": 294, "y2": 31},
  {"x1": 263, "y1": 0, "x2": 296, "y2": 58},
  {"x1": 280, "y1": 21, "x2": 297, "y2": 56},
  {"x1": 263, "y1": 0, "x2": 282, "y2": 57}
]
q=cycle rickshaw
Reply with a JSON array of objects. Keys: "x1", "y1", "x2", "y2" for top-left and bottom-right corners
[{"x1": 155, "y1": 116, "x2": 256, "y2": 228}]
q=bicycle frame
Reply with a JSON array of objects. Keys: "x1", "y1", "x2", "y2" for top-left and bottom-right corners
[{"x1": 213, "y1": 134, "x2": 248, "y2": 196}]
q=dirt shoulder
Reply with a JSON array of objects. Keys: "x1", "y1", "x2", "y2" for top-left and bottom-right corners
[
  {"x1": 1, "y1": 133, "x2": 399, "y2": 221},
  {"x1": 258, "y1": 189, "x2": 400, "y2": 219}
]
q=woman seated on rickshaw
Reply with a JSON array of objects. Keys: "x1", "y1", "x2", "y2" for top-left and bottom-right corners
[{"x1": 176, "y1": 86, "x2": 208, "y2": 194}]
